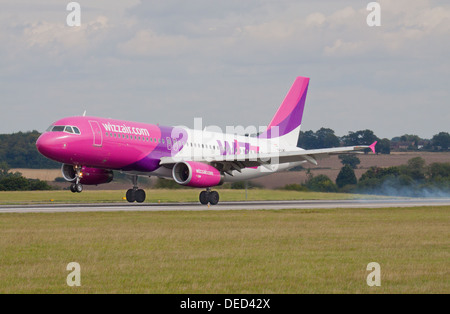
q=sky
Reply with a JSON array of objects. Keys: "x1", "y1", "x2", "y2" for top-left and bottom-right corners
[{"x1": 0, "y1": 0, "x2": 449, "y2": 139}]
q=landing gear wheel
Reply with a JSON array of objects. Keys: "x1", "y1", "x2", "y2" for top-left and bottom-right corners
[
  {"x1": 135, "y1": 189, "x2": 146, "y2": 203},
  {"x1": 72, "y1": 165, "x2": 83, "y2": 193},
  {"x1": 126, "y1": 189, "x2": 136, "y2": 203},
  {"x1": 199, "y1": 191, "x2": 209, "y2": 205},
  {"x1": 125, "y1": 175, "x2": 147, "y2": 203},
  {"x1": 199, "y1": 190, "x2": 220, "y2": 205},
  {"x1": 209, "y1": 191, "x2": 219, "y2": 205},
  {"x1": 70, "y1": 183, "x2": 82, "y2": 193},
  {"x1": 126, "y1": 188, "x2": 146, "y2": 203}
]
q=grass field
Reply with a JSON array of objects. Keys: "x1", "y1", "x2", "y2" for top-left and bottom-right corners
[
  {"x1": 0, "y1": 189, "x2": 386, "y2": 205},
  {"x1": 0, "y1": 206, "x2": 448, "y2": 293}
]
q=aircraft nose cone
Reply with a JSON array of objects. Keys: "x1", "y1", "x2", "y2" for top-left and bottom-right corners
[
  {"x1": 36, "y1": 133, "x2": 51, "y2": 156},
  {"x1": 36, "y1": 133, "x2": 63, "y2": 160}
]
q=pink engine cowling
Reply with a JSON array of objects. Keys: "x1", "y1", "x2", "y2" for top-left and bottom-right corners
[
  {"x1": 172, "y1": 161, "x2": 223, "y2": 188},
  {"x1": 62, "y1": 164, "x2": 114, "y2": 185}
]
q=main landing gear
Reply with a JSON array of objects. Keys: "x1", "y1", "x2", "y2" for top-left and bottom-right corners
[
  {"x1": 126, "y1": 175, "x2": 146, "y2": 203},
  {"x1": 199, "y1": 188, "x2": 219, "y2": 205},
  {"x1": 70, "y1": 165, "x2": 83, "y2": 193}
]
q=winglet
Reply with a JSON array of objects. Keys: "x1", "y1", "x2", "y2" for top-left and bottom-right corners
[{"x1": 369, "y1": 141, "x2": 377, "y2": 154}]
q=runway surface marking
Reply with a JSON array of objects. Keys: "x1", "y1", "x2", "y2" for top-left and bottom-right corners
[{"x1": 1, "y1": 199, "x2": 449, "y2": 213}]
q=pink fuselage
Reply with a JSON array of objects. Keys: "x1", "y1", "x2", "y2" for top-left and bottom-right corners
[{"x1": 36, "y1": 116, "x2": 184, "y2": 173}]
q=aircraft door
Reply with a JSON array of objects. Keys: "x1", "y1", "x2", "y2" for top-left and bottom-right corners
[{"x1": 89, "y1": 120, "x2": 103, "y2": 147}]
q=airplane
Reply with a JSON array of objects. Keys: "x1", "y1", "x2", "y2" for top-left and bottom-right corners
[{"x1": 36, "y1": 76, "x2": 376, "y2": 205}]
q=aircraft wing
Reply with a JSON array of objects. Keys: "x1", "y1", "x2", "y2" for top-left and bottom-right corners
[{"x1": 159, "y1": 142, "x2": 377, "y2": 175}]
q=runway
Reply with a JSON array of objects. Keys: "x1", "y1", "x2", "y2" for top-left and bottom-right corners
[{"x1": 1, "y1": 198, "x2": 450, "y2": 213}]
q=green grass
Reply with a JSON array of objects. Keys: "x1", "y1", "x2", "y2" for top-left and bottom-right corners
[
  {"x1": 0, "y1": 189, "x2": 388, "y2": 205},
  {"x1": 0, "y1": 207, "x2": 448, "y2": 293}
]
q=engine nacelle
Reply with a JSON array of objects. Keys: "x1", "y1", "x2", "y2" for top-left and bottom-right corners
[
  {"x1": 61, "y1": 164, "x2": 114, "y2": 185},
  {"x1": 172, "y1": 161, "x2": 223, "y2": 188}
]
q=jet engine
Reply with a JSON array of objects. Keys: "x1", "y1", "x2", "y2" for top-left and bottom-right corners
[
  {"x1": 61, "y1": 164, "x2": 114, "y2": 185},
  {"x1": 172, "y1": 161, "x2": 223, "y2": 188}
]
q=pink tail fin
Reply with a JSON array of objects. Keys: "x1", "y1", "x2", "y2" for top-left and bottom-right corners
[
  {"x1": 369, "y1": 141, "x2": 377, "y2": 154},
  {"x1": 258, "y1": 76, "x2": 309, "y2": 142}
]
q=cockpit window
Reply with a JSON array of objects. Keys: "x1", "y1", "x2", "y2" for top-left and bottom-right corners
[
  {"x1": 51, "y1": 126, "x2": 65, "y2": 132},
  {"x1": 64, "y1": 126, "x2": 74, "y2": 133},
  {"x1": 47, "y1": 125, "x2": 81, "y2": 134}
]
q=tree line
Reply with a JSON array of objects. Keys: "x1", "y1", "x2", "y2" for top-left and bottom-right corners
[
  {"x1": 0, "y1": 162, "x2": 52, "y2": 191},
  {"x1": 297, "y1": 128, "x2": 450, "y2": 153},
  {"x1": 0, "y1": 131, "x2": 59, "y2": 169},
  {"x1": 283, "y1": 156, "x2": 450, "y2": 197}
]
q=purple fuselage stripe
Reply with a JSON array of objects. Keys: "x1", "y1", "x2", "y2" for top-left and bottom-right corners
[{"x1": 123, "y1": 126, "x2": 188, "y2": 172}]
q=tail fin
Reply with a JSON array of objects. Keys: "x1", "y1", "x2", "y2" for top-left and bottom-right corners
[
  {"x1": 369, "y1": 141, "x2": 377, "y2": 154},
  {"x1": 258, "y1": 76, "x2": 310, "y2": 148}
]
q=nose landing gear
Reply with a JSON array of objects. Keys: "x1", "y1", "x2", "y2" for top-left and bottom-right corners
[
  {"x1": 69, "y1": 165, "x2": 83, "y2": 193},
  {"x1": 70, "y1": 183, "x2": 83, "y2": 193}
]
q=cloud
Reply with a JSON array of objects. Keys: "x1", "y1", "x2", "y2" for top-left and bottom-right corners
[
  {"x1": 323, "y1": 39, "x2": 366, "y2": 57},
  {"x1": 22, "y1": 16, "x2": 109, "y2": 51},
  {"x1": 305, "y1": 13, "x2": 326, "y2": 27},
  {"x1": 118, "y1": 29, "x2": 191, "y2": 57}
]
